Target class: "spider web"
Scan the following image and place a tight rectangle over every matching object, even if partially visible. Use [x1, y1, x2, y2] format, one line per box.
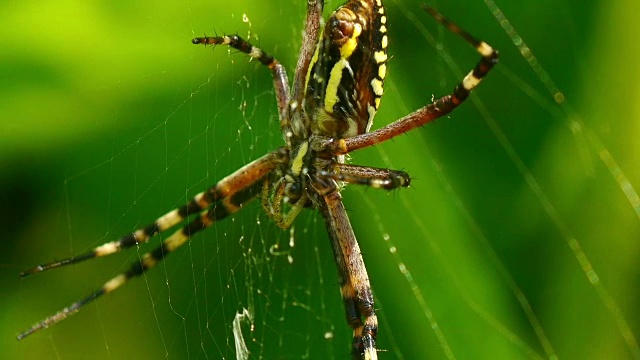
[4, 0, 640, 359]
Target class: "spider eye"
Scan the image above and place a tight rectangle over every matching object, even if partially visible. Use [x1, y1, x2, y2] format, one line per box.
[285, 181, 303, 204]
[289, 182, 300, 194]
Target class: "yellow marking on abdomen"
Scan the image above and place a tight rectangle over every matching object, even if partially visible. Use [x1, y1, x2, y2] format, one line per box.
[324, 59, 350, 112]
[340, 23, 362, 58]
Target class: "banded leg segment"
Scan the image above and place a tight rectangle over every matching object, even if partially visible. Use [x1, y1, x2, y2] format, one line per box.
[20, 198, 202, 277]
[20, 150, 286, 278]
[17, 150, 287, 341]
[192, 35, 290, 121]
[318, 163, 411, 190]
[322, 6, 498, 156]
[316, 189, 378, 360]
[292, 0, 324, 102]
[17, 184, 262, 341]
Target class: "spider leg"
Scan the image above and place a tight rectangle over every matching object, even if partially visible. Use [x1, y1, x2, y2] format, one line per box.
[192, 35, 291, 124]
[20, 199, 203, 277]
[21, 150, 286, 278]
[313, 185, 378, 360]
[17, 184, 262, 341]
[318, 163, 411, 190]
[17, 150, 288, 340]
[261, 177, 307, 230]
[320, 6, 499, 155]
[292, 0, 324, 103]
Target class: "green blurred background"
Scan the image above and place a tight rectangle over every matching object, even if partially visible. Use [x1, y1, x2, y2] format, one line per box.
[3, 0, 639, 359]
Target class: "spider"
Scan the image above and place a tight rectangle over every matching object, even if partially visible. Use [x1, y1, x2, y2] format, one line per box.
[18, 1, 497, 359]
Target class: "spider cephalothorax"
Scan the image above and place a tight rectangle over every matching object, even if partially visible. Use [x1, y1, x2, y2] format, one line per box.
[19, 1, 497, 359]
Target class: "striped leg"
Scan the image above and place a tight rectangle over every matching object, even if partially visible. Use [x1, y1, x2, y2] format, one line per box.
[20, 196, 207, 277]
[192, 35, 290, 122]
[321, 6, 499, 155]
[21, 151, 285, 277]
[317, 163, 411, 190]
[17, 150, 287, 340]
[316, 189, 378, 360]
[292, 0, 324, 102]
[17, 185, 261, 341]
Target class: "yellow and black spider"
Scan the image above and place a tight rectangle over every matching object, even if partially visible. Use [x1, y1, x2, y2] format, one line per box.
[18, 1, 497, 358]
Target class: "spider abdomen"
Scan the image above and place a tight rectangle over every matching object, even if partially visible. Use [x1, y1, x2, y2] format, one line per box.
[305, 0, 388, 139]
